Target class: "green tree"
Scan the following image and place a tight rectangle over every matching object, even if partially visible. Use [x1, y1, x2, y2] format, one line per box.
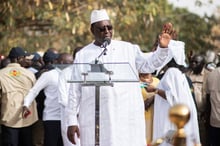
[0, 0, 218, 56]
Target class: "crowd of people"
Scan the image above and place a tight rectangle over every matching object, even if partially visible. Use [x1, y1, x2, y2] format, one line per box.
[0, 9, 220, 146]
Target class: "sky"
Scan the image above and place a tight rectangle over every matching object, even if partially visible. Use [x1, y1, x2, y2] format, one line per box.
[168, 0, 220, 17]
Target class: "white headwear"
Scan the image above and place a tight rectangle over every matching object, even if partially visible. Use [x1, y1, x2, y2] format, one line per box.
[156, 41, 187, 75]
[90, 9, 110, 24]
[170, 41, 186, 66]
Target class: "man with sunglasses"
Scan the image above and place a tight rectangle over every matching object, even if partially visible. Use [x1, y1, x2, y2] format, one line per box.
[66, 9, 184, 146]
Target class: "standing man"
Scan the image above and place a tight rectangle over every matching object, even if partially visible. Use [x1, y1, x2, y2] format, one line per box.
[66, 9, 182, 146]
[0, 47, 38, 146]
[58, 50, 82, 146]
[206, 66, 220, 146]
[187, 54, 210, 146]
[31, 49, 60, 146]
[22, 53, 73, 146]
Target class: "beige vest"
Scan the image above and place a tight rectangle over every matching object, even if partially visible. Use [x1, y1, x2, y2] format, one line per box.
[0, 63, 38, 128]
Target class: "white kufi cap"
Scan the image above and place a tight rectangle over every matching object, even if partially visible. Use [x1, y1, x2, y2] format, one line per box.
[90, 9, 110, 24]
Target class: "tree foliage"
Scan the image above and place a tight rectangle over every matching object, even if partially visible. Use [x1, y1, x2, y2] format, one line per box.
[0, 0, 219, 56]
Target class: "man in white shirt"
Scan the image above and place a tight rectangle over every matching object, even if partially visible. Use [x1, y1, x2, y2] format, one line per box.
[58, 51, 81, 146]
[23, 53, 73, 146]
[66, 9, 181, 146]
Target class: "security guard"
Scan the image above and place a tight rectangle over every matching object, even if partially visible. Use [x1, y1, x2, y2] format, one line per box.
[0, 47, 38, 146]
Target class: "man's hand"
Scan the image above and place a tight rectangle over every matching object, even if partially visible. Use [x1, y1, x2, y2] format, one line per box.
[144, 85, 157, 93]
[162, 22, 177, 40]
[159, 22, 178, 48]
[22, 106, 31, 118]
[67, 125, 80, 145]
[144, 96, 154, 111]
[159, 33, 172, 48]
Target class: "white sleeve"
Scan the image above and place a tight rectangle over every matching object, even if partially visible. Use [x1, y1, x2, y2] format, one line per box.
[136, 45, 168, 73]
[137, 40, 185, 73]
[58, 70, 69, 107]
[23, 72, 50, 107]
[66, 64, 81, 126]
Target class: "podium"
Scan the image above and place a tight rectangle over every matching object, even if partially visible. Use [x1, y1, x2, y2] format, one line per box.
[67, 62, 139, 146]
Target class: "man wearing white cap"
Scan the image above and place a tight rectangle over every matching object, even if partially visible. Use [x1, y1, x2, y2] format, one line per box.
[66, 9, 182, 146]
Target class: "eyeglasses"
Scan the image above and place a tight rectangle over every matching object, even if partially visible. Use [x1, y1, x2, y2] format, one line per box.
[94, 25, 113, 32]
[192, 61, 199, 64]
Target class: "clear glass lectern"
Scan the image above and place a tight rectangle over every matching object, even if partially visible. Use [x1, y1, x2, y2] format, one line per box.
[67, 62, 139, 146]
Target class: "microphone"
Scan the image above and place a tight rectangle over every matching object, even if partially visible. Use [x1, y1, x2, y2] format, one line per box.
[101, 37, 111, 48]
[95, 38, 111, 64]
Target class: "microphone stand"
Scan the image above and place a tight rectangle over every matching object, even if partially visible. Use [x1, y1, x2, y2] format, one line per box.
[95, 37, 110, 64]
[92, 46, 112, 146]
[95, 47, 107, 64]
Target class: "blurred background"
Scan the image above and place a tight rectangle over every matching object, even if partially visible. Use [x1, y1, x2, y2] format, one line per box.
[0, 0, 219, 58]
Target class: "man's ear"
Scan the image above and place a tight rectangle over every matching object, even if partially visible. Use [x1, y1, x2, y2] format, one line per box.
[90, 26, 95, 34]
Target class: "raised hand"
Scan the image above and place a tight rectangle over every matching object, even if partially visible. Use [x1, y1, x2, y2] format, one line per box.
[162, 22, 177, 40]
[158, 32, 172, 48]
[159, 22, 179, 48]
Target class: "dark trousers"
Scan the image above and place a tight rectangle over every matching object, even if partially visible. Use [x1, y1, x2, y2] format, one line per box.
[1, 125, 33, 146]
[43, 120, 63, 146]
[32, 120, 44, 146]
[210, 125, 220, 146]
